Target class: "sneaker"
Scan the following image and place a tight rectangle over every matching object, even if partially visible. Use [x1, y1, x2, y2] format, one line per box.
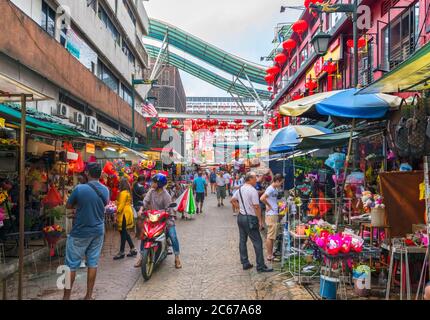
[243, 263, 254, 270]
[217, 203, 220, 207]
[127, 249, 138, 257]
[257, 267, 274, 273]
[113, 253, 125, 260]
[79, 261, 86, 269]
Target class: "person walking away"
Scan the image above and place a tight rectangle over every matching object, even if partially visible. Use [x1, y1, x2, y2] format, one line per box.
[132, 175, 145, 238]
[231, 172, 273, 273]
[113, 178, 137, 260]
[223, 171, 232, 196]
[233, 156, 242, 174]
[209, 168, 217, 194]
[63, 163, 109, 300]
[260, 174, 284, 262]
[193, 171, 207, 214]
[135, 173, 182, 269]
[231, 174, 244, 215]
[216, 171, 227, 207]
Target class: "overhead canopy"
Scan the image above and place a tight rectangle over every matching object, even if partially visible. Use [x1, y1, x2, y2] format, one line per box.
[250, 125, 332, 154]
[296, 131, 359, 150]
[145, 44, 270, 100]
[0, 73, 48, 102]
[147, 19, 267, 85]
[213, 141, 255, 148]
[359, 41, 430, 94]
[280, 89, 401, 119]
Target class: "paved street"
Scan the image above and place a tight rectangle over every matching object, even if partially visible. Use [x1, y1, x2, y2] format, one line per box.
[2, 192, 312, 300]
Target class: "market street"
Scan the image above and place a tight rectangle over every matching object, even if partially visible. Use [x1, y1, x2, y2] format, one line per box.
[2, 192, 312, 300]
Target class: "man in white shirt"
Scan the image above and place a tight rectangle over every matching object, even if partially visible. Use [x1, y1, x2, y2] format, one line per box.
[216, 171, 226, 207]
[223, 171, 232, 196]
[233, 157, 243, 174]
[260, 174, 284, 262]
[231, 172, 273, 273]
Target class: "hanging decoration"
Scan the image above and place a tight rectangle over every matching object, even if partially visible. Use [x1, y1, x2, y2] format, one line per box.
[268, 86, 273, 92]
[159, 117, 168, 123]
[171, 119, 180, 126]
[263, 123, 273, 130]
[196, 118, 204, 125]
[305, 77, 318, 95]
[266, 65, 280, 76]
[346, 37, 367, 50]
[246, 119, 255, 125]
[292, 92, 302, 101]
[282, 39, 297, 56]
[322, 60, 338, 91]
[304, 0, 323, 17]
[220, 121, 228, 127]
[292, 20, 308, 41]
[274, 52, 287, 65]
[234, 119, 242, 124]
[228, 123, 236, 130]
[209, 127, 216, 133]
[265, 73, 275, 84]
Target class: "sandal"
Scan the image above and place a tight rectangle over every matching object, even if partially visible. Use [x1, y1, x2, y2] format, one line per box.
[175, 259, 182, 269]
[134, 258, 142, 268]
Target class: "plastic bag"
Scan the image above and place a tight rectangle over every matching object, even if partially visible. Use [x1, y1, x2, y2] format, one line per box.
[69, 152, 85, 173]
[42, 185, 63, 208]
[103, 161, 116, 176]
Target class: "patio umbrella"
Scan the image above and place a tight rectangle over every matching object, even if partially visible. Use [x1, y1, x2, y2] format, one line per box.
[279, 88, 402, 120]
[250, 125, 332, 154]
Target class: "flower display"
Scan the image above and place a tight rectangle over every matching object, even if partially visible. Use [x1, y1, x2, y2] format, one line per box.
[43, 224, 64, 257]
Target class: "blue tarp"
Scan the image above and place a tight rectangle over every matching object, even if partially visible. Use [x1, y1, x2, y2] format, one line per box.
[270, 125, 332, 153]
[315, 89, 390, 119]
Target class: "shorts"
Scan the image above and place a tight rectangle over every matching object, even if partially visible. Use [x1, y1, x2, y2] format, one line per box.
[216, 185, 226, 199]
[196, 192, 205, 203]
[65, 234, 104, 271]
[265, 215, 279, 240]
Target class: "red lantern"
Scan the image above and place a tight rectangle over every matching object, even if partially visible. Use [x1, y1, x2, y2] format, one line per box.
[159, 117, 168, 123]
[191, 119, 197, 125]
[347, 37, 367, 49]
[234, 119, 242, 124]
[228, 124, 236, 130]
[292, 92, 302, 101]
[305, 78, 318, 95]
[196, 118, 204, 125]
[220, 121, 228, 127]
[292, 20, 308, 40]
[274, 53, 287, 65]
[268, 86, 273, 92]
[246, 119, 254, 125]
[192, 125, 198, 132]
[210, 119, 218, 126]
[273, 111, 280, 118]
[263, 123, 273, 129]
[282, 39, 297, 55]
[265, 73, 275, 84]
[266, 65, 280, 75]
[171, 119, 180, 126]
[209, 127, 216, 133]
[154, 121, 162, 128]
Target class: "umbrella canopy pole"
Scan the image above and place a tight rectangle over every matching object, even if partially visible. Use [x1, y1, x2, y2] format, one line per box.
[336, 119, 356, 227]
[18, 94, 28, 300]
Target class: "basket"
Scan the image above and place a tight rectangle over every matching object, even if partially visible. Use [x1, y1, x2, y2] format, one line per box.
[371, 207, 386, 227]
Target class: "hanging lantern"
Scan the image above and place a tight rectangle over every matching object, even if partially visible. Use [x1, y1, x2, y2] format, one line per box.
[192, 125, 198, 132]
[154, 121, 162, 128]
[246, 119, 254, 125]
[268, 86, 273, 92]
[282, 39, 297, 55]
[228, 123, 236, 130]
[209, 127, 216, 133]
[292, 20, 308, 41]
[210, 119, 219, 126]
[171, 119, 180, 126]
[263, 123, 273, 129]
[234, 119, 242, 124]
[273, 111, 280, 118]
[220, 121, 228, 127]
[191, 119, 197, 125]
[346, 37, 367, 50]
[266, 65, 280, 75]
[274, 53, 287, 65]
[292, 92, 302, 101]
[265, 73, 275, 84]
[159, 117, 168, 123]
[196, 118, 204, 125]
[305, 78, 318, 95]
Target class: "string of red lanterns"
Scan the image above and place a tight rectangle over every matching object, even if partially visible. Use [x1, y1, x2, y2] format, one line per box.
[292, 20, 308, 41]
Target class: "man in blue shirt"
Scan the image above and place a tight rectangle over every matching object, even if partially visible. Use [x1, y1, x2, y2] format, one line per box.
[193, 171, 207, 214]
[63, 163, 109, 300]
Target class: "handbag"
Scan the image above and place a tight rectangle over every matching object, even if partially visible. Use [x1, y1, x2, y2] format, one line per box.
[238, 188, 259, 231]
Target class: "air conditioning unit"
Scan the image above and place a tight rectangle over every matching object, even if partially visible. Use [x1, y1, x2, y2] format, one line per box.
[71, 111, 85, 126]
[97, 126, 102, 135]
[54, 103, 70, 119]
[85, 116, 98, 133]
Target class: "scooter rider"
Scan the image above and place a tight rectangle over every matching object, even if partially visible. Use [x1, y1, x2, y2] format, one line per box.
[135, 173, 182, 269]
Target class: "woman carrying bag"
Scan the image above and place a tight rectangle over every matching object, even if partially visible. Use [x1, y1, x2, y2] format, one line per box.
[113, 178, 137, 260]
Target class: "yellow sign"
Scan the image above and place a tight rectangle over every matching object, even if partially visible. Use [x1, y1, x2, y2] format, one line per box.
[86, 143, 95, 154]
[306, 40, 341, 80]
[144, 151, 161, 161]
[0, 118, 5, 128]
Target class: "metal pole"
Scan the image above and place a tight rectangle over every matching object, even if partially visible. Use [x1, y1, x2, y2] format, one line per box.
[131, 74, 136, 149]
[18, 94, 26, 300]
[353, 0, 359, 87]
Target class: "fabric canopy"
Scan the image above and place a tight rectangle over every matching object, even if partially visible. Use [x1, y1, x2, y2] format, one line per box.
[296, 131, 359, 150]
[280, 89, 401, 119]
[250, 125, 332, 154]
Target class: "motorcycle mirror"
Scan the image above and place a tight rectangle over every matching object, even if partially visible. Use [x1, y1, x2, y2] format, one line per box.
[169, 203, 177, 208]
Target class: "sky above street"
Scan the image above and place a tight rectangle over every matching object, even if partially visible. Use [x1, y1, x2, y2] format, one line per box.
[145, 0, 302, 97]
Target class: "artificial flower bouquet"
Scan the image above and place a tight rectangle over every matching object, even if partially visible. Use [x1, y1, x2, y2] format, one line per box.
[105, 201, 117, 216]
[304, 219, 336, 238]
[313, 230, 364, 255]
[361, 191, 385, 213]
[43, 224, 64, 256]
[404, 230, 429, 247]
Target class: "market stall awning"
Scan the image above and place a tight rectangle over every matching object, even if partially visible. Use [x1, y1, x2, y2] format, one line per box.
[359, 41, 430, 94]
[250, 125, 332, 154]
[279, 89, 401, 119]
[0, 72, 49, 102]
[296, 131, 359, 150]
[212, 141, 255, 148]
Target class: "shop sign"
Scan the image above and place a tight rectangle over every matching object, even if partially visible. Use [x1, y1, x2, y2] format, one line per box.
[66, 40, 80, 59]
[314, 57, 324, 77]
[86, 143, 95, 154]
[0, 118, 5, 128]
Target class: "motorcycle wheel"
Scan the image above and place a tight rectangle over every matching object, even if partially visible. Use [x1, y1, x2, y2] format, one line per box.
[141, 248, 154, 280]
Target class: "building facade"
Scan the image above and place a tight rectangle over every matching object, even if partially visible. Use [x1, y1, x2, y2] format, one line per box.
[0, 0, 150, 142]
[186, 97, 262, 115]
[269, 0, 430, 123]
[146, 61, 186, 113]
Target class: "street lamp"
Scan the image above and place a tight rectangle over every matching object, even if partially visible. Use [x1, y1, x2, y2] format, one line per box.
[311, 28, 332, 56]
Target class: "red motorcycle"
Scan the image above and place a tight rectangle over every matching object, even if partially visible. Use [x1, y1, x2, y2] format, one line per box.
[140, 203, 176, 280]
